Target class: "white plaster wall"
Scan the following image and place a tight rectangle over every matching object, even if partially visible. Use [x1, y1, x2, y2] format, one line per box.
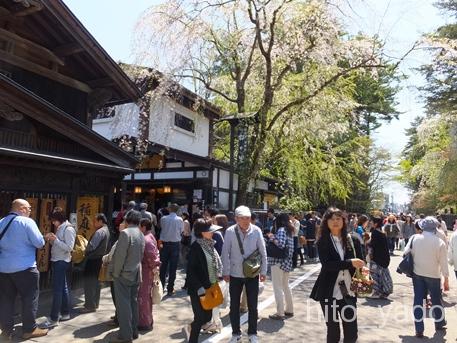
[149, 98, 210, 157]
[92, 103, 140, 140]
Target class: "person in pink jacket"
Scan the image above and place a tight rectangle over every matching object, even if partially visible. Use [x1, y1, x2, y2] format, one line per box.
[138, 218, 161, 331]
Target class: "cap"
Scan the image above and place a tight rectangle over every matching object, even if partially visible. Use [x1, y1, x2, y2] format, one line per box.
[235, 205, 251, 217]
[418, 216, 439, 232]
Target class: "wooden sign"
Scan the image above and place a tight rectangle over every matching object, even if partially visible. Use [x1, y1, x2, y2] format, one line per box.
[76, 196, 101, 240]
[37, 199, 53, 272]
[25, 197, 39, 221]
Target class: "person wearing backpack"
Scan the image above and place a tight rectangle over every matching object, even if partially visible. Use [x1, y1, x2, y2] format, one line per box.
[80, 213, 111, 313]
[266, 213, 294, 320]
[43, 208, 76, 328]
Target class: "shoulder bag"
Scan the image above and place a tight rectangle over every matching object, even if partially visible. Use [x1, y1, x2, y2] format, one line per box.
[397, 236, 415, 277]
[266, 229, 288, 259]
[234, 226, 261, 278]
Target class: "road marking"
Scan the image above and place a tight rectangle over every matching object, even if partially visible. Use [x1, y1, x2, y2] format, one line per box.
[202, 264, 322, 343]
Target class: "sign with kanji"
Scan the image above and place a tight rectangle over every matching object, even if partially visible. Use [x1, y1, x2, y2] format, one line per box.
[37, 199, 53, 272]
[76, 196, 101, 240]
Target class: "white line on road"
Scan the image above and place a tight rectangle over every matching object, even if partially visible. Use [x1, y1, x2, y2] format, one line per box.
[202, 264, 322, 343]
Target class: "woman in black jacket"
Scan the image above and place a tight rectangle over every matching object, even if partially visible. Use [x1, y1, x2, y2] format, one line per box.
[367, 217, 393, 299]
[310, 207, 365, 343]
[184, 218, 222, 343]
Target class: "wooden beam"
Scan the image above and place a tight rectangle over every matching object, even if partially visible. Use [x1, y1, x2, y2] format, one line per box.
[0, 28, 65, 66]
[53, 43, 84, 57]
[0, 50, 91, 93]
[13, 2, 43, 17]
[87, 77, 115, 88]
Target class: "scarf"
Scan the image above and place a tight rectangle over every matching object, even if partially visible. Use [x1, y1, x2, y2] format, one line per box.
[197, 238, 222, 284]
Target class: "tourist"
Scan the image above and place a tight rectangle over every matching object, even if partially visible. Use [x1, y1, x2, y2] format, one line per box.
[0, 199, 48, 340]
[138, 218, 161, 331]
[267, 213, 294, 320]
[310, 207, 365, 343]
[368, 217, 393, 299]
[383, 215, 399, 255]
[159, 203, 184, 296]
[183, 218, 222, 342]
[221, 206, 267, 343]
[405, 216, 448, 338]
[448, 225, 457, 279]
[401, 214, 415, 245]
[80, 213, 111, 313]
[110, 210, 145, 343]
[43, 208, 76, 328]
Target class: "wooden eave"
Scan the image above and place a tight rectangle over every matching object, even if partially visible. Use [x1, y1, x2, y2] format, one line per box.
[0, 73, 138, 169]
[0, 0, 141, 105]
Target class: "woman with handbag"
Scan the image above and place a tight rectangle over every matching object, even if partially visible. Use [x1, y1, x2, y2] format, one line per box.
[183, 218, 222, 343]
[310, 207, 365, 343]
[138, 218, 161, 331]
[267, 213, 295, 320]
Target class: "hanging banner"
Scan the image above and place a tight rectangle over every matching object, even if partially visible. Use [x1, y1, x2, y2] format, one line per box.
[25, 198, 39, 221]
[55, 198, 67, 213]
[37, 199, 53, 272]
[76, 196, 101, 240]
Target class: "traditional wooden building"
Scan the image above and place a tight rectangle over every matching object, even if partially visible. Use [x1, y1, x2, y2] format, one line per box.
[0, 0, 140, 275]
[93, 69, 280, 213]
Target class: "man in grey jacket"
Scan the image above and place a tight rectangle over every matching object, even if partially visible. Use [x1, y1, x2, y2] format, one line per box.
[110, 210, 145, 343]
[222, 206, 267, 343]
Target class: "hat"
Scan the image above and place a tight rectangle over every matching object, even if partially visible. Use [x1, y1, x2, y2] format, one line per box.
[235, 205, 251, 217]
[207, 224, 223, 233]
[418, 216, 439, 232]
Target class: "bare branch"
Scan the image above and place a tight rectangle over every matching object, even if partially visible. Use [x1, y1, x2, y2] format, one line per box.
[176, 73, 238, 103]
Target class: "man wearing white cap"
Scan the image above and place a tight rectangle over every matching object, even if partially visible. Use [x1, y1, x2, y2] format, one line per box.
[404, 216, 449, 338]
[221, 206, 267, 343]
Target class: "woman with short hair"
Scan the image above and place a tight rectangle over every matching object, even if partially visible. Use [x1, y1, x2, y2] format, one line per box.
[310, 207, 365, 343]
[43, 208, 76, 328]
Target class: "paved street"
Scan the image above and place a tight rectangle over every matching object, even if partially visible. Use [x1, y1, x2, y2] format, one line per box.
[5, 255, 457, 343]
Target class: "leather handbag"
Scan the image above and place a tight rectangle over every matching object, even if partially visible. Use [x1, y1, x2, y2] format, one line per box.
[234, 227, 261, 278]
[200, 282, 224, 310]
[266, 240, 287, 259]
[397, 237, 415, 277]
[98, 263, 109, 282]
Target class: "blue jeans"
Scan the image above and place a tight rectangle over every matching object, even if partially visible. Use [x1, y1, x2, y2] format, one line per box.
[412, 274, 445, 333]
[50, 260, 72, 321]
[387, 237, 395, 254]
[159, 242, 180, 292]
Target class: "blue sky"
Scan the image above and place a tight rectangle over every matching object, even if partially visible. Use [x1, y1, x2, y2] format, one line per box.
[63, 0, 445, 206]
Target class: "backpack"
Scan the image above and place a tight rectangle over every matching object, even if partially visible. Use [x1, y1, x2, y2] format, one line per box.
[72, 234, 88, 264]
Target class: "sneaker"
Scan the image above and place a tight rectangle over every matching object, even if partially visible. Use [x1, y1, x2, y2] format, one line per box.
[182, 324, 191, 342]
[201, 322, 221, 334]
[249, 335, 259, 343]
[42, 317, 59, 328]
[79, 307, 96, 314]
[284, 312, 294, 318]
[22, 327, 48, 339]
[228, 334, 242, 343]
[59, 314, 71, 321]
[268, 314, 285, 320]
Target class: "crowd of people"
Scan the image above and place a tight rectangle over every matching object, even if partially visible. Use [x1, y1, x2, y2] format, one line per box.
[0, 198, 456, 342]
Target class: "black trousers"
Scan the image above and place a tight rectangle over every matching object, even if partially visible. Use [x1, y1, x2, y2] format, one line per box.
[189, 293, 212, 342]
[0, 268, 40, 335]
[229, 276, 259, 336]
[84, 258, 103, 309]
[320, 299, 358, 343]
